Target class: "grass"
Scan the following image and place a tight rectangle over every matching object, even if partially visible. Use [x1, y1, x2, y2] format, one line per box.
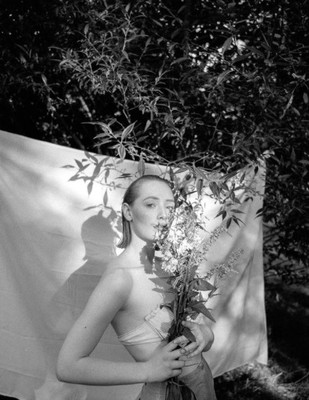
[1, 279, 308, 400]
[214, 279, 309, 400]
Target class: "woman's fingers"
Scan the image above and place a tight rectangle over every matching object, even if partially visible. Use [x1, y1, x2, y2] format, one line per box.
[165, 337, 198, 360]
[169, 343, 199, 360]
[170, 367, 183, 377]
[146, 340, 187, 382]
[166, 337, 183, 351]
[181, 320, 210, 357]
[166, 329, 208, 360]
[165, 337, 190, 358]
[168, 356, 185, 377]
[183, 341, 199, 354]
[172, 359, 186, 369]
[171, 335, 188, 346]
[186, 345, 203, 358]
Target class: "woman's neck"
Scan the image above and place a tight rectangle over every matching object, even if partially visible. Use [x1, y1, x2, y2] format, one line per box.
[125, 237, 155, 270]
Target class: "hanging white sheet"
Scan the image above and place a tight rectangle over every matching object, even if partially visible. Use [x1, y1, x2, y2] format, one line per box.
[0, 130, 267, 400]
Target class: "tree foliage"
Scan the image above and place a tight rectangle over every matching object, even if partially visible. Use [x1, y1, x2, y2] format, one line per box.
[1, 0, 308, 282]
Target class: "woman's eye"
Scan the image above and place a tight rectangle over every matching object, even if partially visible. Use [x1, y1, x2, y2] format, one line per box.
[146, 203, 156, 208]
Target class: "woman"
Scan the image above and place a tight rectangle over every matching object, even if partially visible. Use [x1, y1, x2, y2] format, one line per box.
[57, 175, 217, 399]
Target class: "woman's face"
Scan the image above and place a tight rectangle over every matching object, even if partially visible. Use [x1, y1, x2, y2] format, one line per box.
[123, 180, 175, 244]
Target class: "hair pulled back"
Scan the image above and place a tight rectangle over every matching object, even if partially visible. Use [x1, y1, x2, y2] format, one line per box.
[117, 175, 172, 248]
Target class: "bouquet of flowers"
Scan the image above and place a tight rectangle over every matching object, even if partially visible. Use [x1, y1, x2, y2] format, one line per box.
[154, 186, 243, 399]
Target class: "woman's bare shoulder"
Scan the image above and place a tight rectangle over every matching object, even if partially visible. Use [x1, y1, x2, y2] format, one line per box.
[97, 257, 133, 296]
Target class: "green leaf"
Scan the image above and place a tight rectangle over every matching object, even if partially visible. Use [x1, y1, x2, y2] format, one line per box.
[232, 53, 250, 64]
[194, 279, 217, 292]
[299, 160, 309, 165]
[221, 36, 233, 55]
[224, 170, 238, 181]
[171, 57, 189, 65]
[153, 19, 163, 27]
[181, 326, 196, 342]
[169, 167, 175, 182]
[230, 191, 236, 202]
[247, 46, 264, 57]
[122, 50, 129, 61]
[137, 154, 145, 176]
[191, 303, 216, 322]
[96, 138, 112, 146]
[221, 182, 229, 191]
[239, 172, 246, 183]
[83, 24, 89, 35]
[144, 120, 151, 132]
[41, 74, 47, 85]
[187, 290, 199, 299]
[209, 181, 220, 197]
[118, 144, 126, 159]
[121, 122, 135, 140]
[196, 178, 203, 196]
[175, 166, 190, 174]
[217, 70, 231, 85]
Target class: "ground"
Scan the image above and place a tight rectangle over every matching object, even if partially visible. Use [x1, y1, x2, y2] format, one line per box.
[1, 280, 308, 400]
[214, 280, 309, 400]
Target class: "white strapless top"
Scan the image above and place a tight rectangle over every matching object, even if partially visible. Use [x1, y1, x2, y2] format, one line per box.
[117, 306, 174, 346]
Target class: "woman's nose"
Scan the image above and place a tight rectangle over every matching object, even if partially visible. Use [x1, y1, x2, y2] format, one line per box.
[158, 217, 168, 227]
[157, 207, 168, 224]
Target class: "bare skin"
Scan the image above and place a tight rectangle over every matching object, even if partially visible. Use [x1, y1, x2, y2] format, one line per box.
[56, 180, 214, 386]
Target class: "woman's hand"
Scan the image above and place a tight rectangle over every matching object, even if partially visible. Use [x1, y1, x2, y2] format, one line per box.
[181, 319, 214, 358]
[145, 337, 192, 382]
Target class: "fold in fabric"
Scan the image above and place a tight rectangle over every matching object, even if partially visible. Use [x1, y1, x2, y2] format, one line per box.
[0, 130, 267, 400]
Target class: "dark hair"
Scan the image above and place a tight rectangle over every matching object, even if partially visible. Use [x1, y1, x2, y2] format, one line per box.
[117, 175, 172, 248]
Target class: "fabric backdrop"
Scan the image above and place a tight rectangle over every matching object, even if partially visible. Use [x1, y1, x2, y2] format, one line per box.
[0, 130, 267, 400]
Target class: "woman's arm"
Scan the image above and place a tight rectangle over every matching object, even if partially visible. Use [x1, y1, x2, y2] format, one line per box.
[56, 267, 186, 385]
[57, 267, 143, 385]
